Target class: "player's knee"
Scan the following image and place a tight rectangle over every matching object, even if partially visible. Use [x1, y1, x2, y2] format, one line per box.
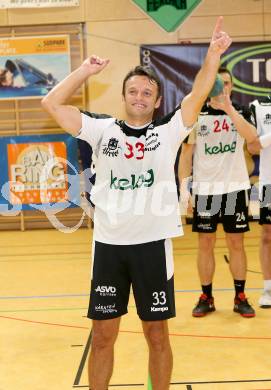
[227, 235, 244, 252]
[262, 226, 271, 245]
[144, 323, 169, 351]
[91, 327, 118, 350]
[198, 234, 216, 250]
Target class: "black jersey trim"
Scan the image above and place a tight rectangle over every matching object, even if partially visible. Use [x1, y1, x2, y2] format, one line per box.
[81, 106, 181, 138]
[250, 103, 257, 128]
[116, 120, 151, 138]
[80, 110, 112, 120]
[154, 105, 181, 127]
[201, 102, 252, 123]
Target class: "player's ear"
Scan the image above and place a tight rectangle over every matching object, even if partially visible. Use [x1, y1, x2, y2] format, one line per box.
[155, 95, 162, 109]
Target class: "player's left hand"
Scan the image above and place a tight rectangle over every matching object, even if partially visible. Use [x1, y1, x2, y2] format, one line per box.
[210, 91, 233, 113]
[209, 16, 232, 55]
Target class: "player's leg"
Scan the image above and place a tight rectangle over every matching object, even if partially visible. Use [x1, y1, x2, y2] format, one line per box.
[192, 194, 220, 317]
[259, 185, 271, 307]
[223, 190, 255, 317]
[87, 241, 131, 387]
[142, 320, 172, 390]
[89, 318, 121, 389]
[129, 239, 175, 388]
[225, 232, 246, 281]
[259, 224, 271, 307]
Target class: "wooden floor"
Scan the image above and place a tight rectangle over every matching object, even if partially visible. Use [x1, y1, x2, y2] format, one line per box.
[1, 222, 271, 390]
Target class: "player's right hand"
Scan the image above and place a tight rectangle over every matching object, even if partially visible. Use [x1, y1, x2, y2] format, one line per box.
[81, 55, 110, 75]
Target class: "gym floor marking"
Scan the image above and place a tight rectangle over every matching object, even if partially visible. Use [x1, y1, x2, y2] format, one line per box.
[73, 329, 271, 389]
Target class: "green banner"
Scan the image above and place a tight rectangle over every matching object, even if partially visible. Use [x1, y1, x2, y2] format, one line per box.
[132, 0, 202, 32]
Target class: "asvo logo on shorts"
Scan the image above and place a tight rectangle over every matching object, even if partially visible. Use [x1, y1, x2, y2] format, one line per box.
[95, 285, 117, 296]
[204, 141, 236, 155]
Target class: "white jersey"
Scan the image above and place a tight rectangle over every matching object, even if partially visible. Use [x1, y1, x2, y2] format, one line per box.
[77, 107, 191, 245]
[186, 103, 251, 195]
[250, 99, 271, 190]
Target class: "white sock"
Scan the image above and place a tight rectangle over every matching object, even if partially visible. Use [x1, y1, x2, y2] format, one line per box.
[263, 280, 271, 291]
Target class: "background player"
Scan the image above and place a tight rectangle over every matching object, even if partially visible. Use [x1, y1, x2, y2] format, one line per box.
[248, 97, 271, 308]
[179, 67, 257, 318]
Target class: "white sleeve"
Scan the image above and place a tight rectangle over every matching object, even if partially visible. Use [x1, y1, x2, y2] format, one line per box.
[76, 112, 109, 149]
[167, 108, 195, 151]
[259, 133, 271, 148]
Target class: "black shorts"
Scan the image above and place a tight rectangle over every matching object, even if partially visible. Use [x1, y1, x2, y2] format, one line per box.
[88, 239, 175, 321]
[259, 185, 271, 225]
[192, 190, 249, 233]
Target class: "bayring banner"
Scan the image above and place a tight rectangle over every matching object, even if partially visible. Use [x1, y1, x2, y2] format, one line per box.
[0, 134, 80, 212]
[0, 35, 70, 99]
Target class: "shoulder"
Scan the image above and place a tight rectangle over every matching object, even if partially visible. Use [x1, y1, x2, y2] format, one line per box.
[232, 102, 251, 120]
[80, 110, 118, 130]
[199, 103, 224, 116]
[154, 105, 181, 127]
[80, 110, 113, 120]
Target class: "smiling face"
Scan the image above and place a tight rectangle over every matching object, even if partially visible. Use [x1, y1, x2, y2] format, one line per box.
[122, 75, 161, 126]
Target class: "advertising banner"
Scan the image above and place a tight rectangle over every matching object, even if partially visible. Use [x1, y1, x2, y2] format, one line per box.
[140, 42, 270, 194]
[0, 134, 80, 212]
[0, 35, 70, 100]
[0, 0, 79, 8]
[140, 42, 271, 117]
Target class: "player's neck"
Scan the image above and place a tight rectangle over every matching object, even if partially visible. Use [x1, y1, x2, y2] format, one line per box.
[124, 114, 153, 128]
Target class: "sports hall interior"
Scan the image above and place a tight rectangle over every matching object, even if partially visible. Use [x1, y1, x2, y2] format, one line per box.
[1, 1, 271, 389]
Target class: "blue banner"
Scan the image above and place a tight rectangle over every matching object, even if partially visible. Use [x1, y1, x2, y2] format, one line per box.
[0, 133, 80, 213]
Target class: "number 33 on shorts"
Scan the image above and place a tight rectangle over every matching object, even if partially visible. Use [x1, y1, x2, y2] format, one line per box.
[152, 291, 167, 306]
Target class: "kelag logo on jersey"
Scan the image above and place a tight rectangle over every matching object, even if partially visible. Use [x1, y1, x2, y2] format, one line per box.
[205, 141, 236, 155]
[110, 169, 154, 190]
[221, 43, 271, 97]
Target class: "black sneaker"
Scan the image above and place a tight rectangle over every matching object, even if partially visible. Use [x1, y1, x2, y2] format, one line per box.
[233, 293, 255, 317]
[192, 293, 215, 317]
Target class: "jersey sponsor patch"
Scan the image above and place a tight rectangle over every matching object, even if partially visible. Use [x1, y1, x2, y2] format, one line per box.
[198, 125, 210, 137]
[204, 141, 236, 155]
[110, 169, 154, 190]
[102, 137, 121, 157]
[145, 132, 161, 151]
[263, 113, 271, 125]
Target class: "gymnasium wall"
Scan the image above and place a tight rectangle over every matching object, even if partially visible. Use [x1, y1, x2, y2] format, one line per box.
[1, 0, 270, 117]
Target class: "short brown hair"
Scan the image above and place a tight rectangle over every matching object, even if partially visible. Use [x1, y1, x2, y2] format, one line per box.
[122, 66, 162, 99]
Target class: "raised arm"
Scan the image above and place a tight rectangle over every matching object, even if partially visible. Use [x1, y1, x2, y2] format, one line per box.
[211, 94, 257, 143]
[178, 142, 194, 214]
[181, 16, 232, 127]
[41, 55, 110, 136]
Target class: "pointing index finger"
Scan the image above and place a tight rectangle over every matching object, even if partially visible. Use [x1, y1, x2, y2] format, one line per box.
[213, 16, 223, 36]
